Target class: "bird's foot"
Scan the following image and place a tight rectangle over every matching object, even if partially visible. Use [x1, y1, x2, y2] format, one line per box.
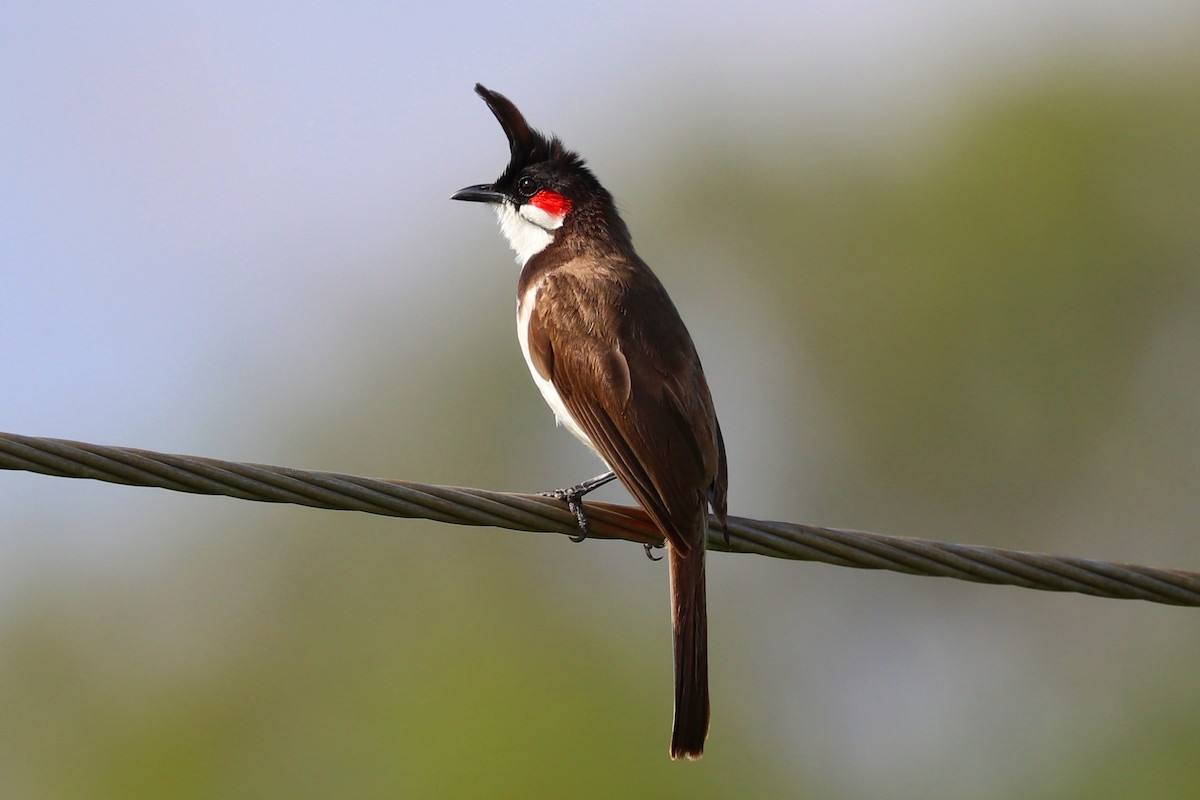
[541, 471, 618, 542]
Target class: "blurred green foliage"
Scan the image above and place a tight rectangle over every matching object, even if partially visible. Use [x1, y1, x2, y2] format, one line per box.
[0, 525, 770, 797]
[668, 63, 1200, 512]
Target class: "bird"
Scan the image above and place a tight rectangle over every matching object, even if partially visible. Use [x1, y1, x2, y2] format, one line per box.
[451, 84, 728, 760]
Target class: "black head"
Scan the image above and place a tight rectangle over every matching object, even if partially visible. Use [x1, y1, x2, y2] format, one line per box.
[451, 84, 607, 220]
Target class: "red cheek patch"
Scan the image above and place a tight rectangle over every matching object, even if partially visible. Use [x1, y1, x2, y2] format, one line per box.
[530, 190, 572, 218]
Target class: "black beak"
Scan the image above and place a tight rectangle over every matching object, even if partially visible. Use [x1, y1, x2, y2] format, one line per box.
[451, 184, 507, 203]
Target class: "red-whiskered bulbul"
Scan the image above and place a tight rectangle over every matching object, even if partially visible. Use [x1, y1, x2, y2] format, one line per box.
[452, 85, 728, 760]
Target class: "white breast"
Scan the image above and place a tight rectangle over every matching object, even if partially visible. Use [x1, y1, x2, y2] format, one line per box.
[517, 280, 601, 456]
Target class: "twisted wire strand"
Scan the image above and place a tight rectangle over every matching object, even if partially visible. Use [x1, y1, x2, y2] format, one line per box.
[2, 431, 1197, 606]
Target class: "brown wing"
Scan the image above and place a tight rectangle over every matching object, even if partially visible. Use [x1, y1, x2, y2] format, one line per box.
[526, 264, 725, 553]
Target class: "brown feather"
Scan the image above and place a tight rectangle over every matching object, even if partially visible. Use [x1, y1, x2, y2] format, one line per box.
[520, 245, 725, 759]
[526, 299, 554, 382]
[525, 261, 717, 553]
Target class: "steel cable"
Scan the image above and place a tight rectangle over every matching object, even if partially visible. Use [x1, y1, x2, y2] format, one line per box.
[2, 431, 1197, 606]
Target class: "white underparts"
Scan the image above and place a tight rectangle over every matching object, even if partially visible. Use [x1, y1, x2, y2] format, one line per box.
[516, 280, 601, 456]
[501, 199, 601, 460]
[494, 201, 563, 266]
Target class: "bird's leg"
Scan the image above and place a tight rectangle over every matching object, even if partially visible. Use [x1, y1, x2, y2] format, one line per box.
[541, 470, 617, 542]
[644, 542, 664, 561]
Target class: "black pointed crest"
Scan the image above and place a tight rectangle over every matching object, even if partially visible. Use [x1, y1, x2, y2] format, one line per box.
[474, 84, 555, 181]
[467, 83, 612, 225]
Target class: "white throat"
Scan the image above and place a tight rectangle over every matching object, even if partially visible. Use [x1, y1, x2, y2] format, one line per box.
[494, 201, 563, 266]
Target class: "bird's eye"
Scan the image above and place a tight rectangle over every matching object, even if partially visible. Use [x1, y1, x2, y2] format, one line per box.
[517, 176, 538, 197]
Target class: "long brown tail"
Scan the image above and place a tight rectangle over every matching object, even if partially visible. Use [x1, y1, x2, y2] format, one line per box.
[668, 524, 709, 760]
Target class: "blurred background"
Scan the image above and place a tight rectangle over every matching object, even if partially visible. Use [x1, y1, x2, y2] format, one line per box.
[3, 1, 1200, 796]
